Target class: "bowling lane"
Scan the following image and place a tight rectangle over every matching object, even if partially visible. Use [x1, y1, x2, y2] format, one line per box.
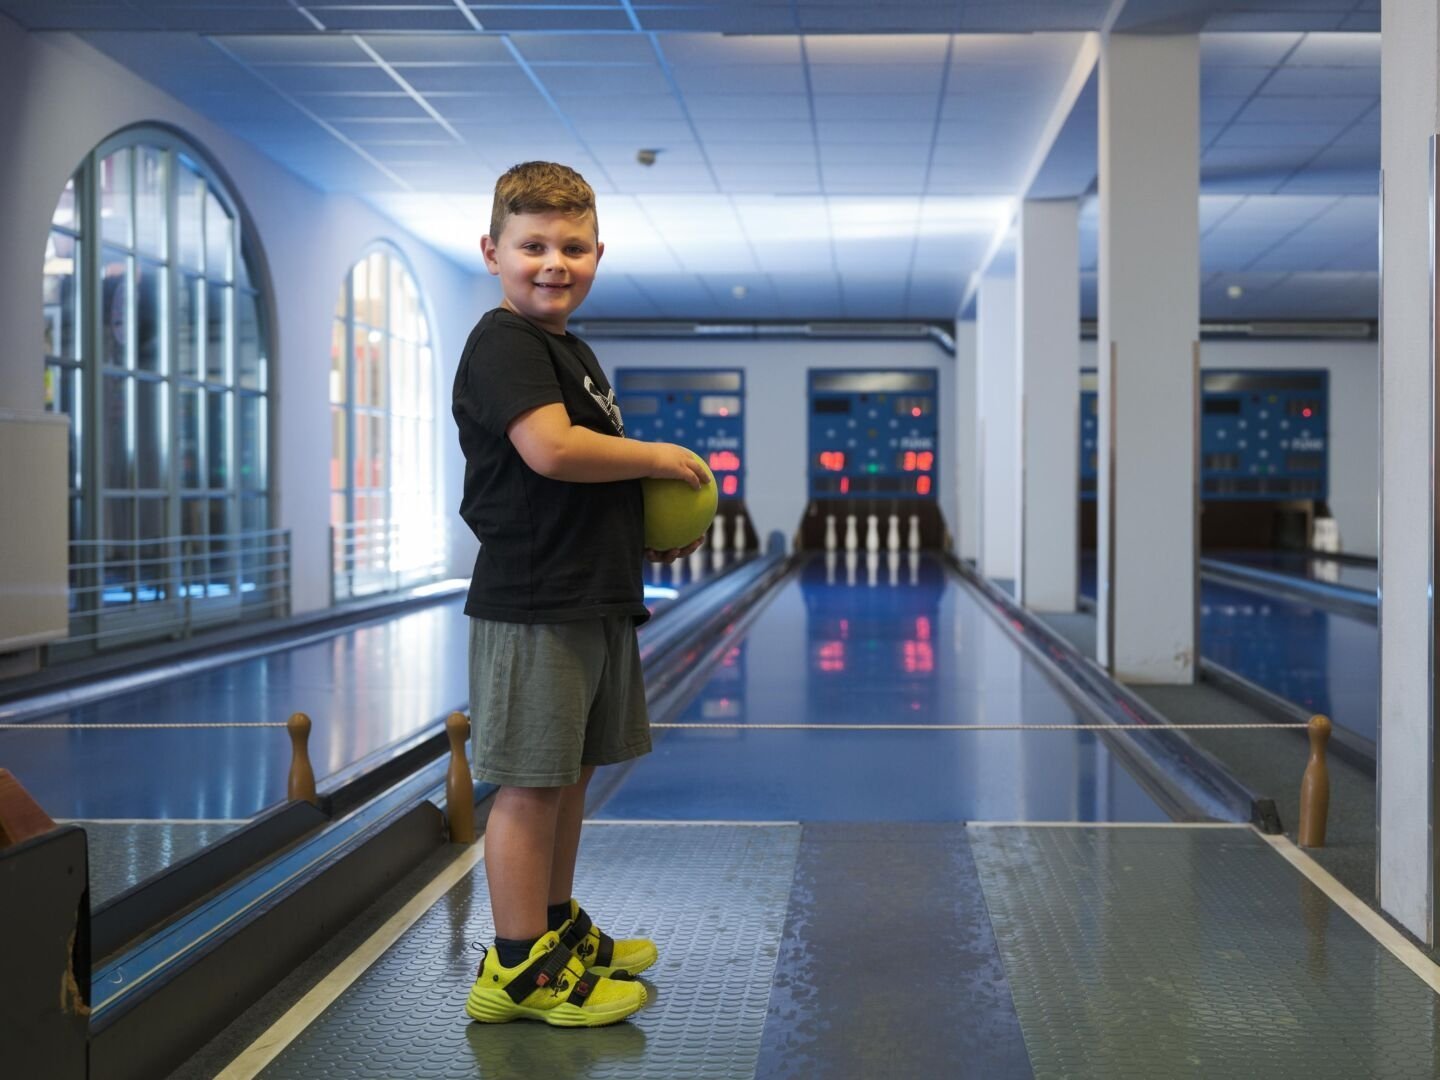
[1, 602, 473, 822]
[1210, 549, 1377, 595]
[1078, 553, 1378, 745]
[597, 553, 1170, 823]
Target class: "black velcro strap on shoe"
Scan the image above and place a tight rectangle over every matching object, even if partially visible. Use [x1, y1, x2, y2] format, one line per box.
[566, 969, 600, 1005]
[594, 931, 614, 968]
[560, 907, 593, 950]
[505, 942, 574, 1004]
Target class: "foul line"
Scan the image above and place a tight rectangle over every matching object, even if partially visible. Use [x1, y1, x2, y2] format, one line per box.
[215, 838, 488, 1079]
[1259, 830, 1440, 995]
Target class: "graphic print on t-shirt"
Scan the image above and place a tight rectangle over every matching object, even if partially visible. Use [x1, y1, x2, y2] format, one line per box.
[584, 375, 625, 436]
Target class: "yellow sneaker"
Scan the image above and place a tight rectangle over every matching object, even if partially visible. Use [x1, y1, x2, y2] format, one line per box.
[557, 900, 658, 977]
[465, 932, 647, 1028]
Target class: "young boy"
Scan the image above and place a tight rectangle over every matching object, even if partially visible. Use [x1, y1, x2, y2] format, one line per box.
[452, 161, 707, 1027]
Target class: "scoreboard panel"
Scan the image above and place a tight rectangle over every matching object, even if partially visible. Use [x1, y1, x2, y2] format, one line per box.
[808, 369, 939, 500]
[1078, 368, 1328, 501]
[613, 368, 745, 499]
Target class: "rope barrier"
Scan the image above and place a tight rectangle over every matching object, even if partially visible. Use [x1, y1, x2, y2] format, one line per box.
[649, 722, 1311, 731]
[0, 722, 289, 730]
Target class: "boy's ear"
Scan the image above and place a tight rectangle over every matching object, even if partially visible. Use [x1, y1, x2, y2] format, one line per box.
[479, 233, 501, 275]
[595, 239, 604, 265]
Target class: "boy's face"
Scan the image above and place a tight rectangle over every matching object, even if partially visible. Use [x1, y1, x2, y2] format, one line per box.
[481, 210, 603, 335]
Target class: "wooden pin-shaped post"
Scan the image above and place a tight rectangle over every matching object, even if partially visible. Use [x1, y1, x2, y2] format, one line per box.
[1298, 714, 1331, 848]
[287, 712, 318, 806]
[446, 712, 476, 844]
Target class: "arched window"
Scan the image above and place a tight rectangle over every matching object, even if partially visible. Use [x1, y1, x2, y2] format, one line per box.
[43, 128, 275, 654]
[329, 246, 443, 600]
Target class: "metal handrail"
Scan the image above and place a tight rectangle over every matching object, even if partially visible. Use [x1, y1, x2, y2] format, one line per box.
[54, 529, 292, 654]
[330, 516, 448, 603]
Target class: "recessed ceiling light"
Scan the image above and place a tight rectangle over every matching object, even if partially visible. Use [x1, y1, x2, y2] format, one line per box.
[732, 285, 748, 299]
[1226, 284, 1244, 299]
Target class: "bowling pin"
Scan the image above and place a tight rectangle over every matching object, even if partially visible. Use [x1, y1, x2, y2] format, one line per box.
[712, 546, 726, 573]
[844, 550, 857, 586]
[865, 551, 879, 587]
[886, 550, 900, 586]
[734, 515, 746, 552]
[844, 514, 859, 552]
[712, 513, 727, 552]
[650, 561, 664, 584]
[825, 550, 837, 585]
[907, 514, 921, 551]
[886, 514, 900, 552]
[907, 550, 920, 586]
[671, 557, 685, 586]
[865, 514, 880, 553]
[689, 546, 705, 581]
[824, 514, 838, 552]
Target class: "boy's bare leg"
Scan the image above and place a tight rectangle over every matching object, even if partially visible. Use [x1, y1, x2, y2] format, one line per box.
[549, 765, 596, 906]
[485, 784, 564, 941]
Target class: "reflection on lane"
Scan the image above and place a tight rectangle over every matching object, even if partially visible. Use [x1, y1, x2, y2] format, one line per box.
[597, 554, 1170, 824]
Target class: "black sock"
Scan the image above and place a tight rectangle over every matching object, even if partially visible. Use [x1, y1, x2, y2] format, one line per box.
[547, 900, 574, 932]
[494, 935, 541, 968]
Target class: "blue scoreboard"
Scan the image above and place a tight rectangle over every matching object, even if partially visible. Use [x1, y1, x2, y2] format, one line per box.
[613, 368, 745, 500]
[808, 369, 939, 500]
[1079, 368, 1328, 501]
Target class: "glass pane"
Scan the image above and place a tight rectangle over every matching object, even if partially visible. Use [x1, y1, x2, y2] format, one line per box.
[353, 411, 369, 490]
[103, 497, 135, 607]
[52, 174, 78, 231]
[206, 281, 229, 382]
[367, 251, 386, 327]
[241, 494, 267, 533]
[103, 374, 132, 489]
[178, 385, 202, 489]
[137, 498, 168, 602]
[419, 346, 434, 420]
[136, 261, 165, 373]
[330, 405, 346, 492]
[100, 148, 132, 249]
[181, 496, 206, 537]
[366, 333, 386, 409]
[176, 274, 201, 377]
[135, 146, 166, 258]
[135, 378, 166, 489]
[102, 255, 131, 368]
[208, 498, 234, 592]
[176, 164, 204, 271]
[205, 190, 233, 282]
[207, 389, 230, 489]
[238, 393, 266, 492]
[351, 261, 368, 326]
[331, 493, 347, 530]
[330, 319, 346, 404]
[235, 249, 252, 291]
[47, 365, 81, 488]
[236, 289, 264, 391]
[43, 231, 79, 360]
[368, 414, 386, 490]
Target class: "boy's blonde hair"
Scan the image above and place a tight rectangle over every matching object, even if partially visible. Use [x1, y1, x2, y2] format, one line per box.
[489, 161, 598, 242]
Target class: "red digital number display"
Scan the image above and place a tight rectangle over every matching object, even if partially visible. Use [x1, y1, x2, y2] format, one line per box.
[916, 476, 932, 495]
[818, 451, 846, 472]
[722, 475, 738, 495]
[709, 450, 741, 472]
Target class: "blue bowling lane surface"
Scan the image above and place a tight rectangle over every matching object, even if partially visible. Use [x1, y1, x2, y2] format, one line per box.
[1, 603, 473, 822]
[1201, 580, 1377, 745]
[1078, 553, 1378, 745]
[598, 553, 1169, 823]
[1211, 549, 1378, 595]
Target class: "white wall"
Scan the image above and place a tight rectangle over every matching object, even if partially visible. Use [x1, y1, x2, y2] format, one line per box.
[585, 337, 958, 548]
[0, 18, 497, 614]
[977, 277, 1019, 580]
[1080, 337, 1378, 557]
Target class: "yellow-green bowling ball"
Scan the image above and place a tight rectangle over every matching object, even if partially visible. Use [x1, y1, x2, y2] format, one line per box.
[641, 454, 717, 550]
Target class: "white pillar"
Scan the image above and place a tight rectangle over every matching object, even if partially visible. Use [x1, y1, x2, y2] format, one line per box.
[1016, 199, 1079, 612]
[977, 276, 1018, 583]
[1096, 33, 1199, 682]
[1378, 0, 1440, 944]
[953, 319, 979, 561]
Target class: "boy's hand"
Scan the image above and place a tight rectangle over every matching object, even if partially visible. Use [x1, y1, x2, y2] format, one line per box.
[649, 443, 710, 490]
[645, 536, 706, 563]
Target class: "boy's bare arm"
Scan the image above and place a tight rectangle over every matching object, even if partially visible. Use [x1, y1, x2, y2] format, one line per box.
[508, 403, 707, 488]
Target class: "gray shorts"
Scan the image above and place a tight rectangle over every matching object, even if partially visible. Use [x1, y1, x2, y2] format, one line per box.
[468, 615, 651, 787]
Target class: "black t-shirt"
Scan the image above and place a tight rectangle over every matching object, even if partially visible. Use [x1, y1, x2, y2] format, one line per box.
[452, 308, 647, 624]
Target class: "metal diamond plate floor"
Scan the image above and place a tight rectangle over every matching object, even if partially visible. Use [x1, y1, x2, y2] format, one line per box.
[256, 823, 801, 1080]
[969, 826, 1440, 1079]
